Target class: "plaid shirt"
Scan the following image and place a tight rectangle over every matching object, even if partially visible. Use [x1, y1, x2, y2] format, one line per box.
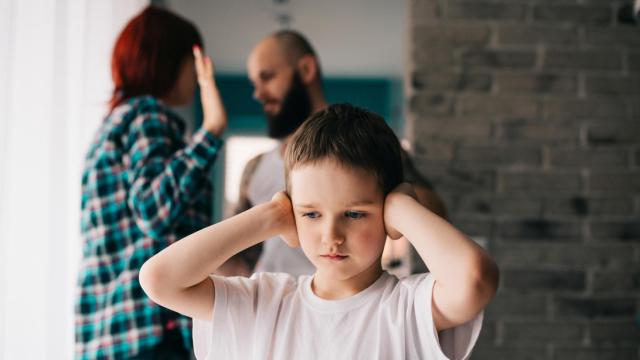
[75, 96, 222, 359]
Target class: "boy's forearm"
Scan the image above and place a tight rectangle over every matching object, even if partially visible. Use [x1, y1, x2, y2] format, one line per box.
[141, 201, 282, 290]
[386, 193, 498, 291]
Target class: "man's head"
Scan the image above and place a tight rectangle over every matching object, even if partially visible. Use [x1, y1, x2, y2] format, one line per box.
[247, 30, 323, 139]
[283, 104, 403, 281]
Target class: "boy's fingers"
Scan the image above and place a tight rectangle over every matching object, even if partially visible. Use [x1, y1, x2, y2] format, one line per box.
[283, 232, 301, 248]
[386, 224, 403, 240]
[271, 191, 300, 248]
[271, 191, 290, 203]
[394, 182, 417, 200]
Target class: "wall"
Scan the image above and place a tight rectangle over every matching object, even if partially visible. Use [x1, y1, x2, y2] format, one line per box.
[407, 1, 640, 359]
[168, 0, 405, 77]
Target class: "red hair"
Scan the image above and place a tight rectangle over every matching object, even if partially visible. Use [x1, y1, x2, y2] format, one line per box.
[109, 6, 203, 111]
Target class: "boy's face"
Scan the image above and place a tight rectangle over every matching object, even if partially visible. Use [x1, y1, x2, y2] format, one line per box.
[289, 158, 387, 283]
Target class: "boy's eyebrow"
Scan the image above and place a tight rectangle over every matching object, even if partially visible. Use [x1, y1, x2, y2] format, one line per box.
[293, 199, 377, 209]
[345, 200, 377, 206]
[293, 203, 316, 209]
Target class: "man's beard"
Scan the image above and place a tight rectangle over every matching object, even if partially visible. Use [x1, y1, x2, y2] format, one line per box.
[266, 72, 312, 139]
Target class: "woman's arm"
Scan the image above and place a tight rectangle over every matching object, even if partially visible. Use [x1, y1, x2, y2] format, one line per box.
[194, 46, 226, 137]
[126, 119, 222, 239]
[127, 49, 226, 240]
[384, 184, 499, 331]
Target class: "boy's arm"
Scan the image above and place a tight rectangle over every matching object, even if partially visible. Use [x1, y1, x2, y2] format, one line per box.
[384, 184, 499, 332]
[139, 194, 297, 320]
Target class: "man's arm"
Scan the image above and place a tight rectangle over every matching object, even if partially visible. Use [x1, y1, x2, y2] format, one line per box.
[216, 154, 265, 276]
[413, 185, 447, 219]
[401, 149, 447, 219]
[234, 154, 263, 215]
[384, 184, 499, 332]
[139, 194, 297, 321]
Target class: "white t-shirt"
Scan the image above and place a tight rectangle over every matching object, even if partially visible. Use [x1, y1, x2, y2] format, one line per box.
[193, 271, 483, 360]
[248, 146, 316, 276]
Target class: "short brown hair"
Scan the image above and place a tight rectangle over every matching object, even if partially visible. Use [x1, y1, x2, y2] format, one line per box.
[284, 103, 403, 194]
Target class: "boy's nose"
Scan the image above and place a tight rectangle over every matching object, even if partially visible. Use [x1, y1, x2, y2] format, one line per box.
[321, 221, 345, 246]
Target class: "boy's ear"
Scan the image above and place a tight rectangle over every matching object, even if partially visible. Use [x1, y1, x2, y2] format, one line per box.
[296, 55, 318, 85]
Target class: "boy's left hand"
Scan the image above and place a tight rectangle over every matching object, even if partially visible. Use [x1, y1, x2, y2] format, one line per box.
[384, 183, 418, 240]
[271, 191, 301, 248]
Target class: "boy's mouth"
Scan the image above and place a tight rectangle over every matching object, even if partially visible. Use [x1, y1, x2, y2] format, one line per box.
[321, 254, 348, 261]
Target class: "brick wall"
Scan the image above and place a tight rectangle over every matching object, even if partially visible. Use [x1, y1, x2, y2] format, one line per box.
[407, 1, 640, 359]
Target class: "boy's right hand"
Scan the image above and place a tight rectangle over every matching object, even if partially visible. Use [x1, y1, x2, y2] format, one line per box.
[270, 192, 300, 248]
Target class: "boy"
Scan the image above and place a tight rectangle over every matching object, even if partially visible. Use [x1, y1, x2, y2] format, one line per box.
[140, 104, 499, 359]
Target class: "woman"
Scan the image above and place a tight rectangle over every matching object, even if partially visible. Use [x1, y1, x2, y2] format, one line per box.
[75, 6, 226, 359]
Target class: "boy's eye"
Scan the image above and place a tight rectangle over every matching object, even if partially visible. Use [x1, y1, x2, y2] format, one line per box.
[302, 211, 320, 219]
[345, 211, 366, 219]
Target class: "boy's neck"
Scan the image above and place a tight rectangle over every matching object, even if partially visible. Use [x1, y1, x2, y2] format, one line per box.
[311, 261, 384, 300]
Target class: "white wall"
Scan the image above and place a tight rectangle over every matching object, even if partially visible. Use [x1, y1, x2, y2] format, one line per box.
[0, 1, 148, 358]
[168, 0, 405, 77]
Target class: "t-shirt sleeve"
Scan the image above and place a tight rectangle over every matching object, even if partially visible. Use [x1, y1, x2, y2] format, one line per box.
[192, 272, 297, 360]
[408, 273, 484, 360]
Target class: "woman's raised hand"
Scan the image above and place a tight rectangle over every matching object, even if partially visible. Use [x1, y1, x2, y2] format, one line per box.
[193, 45, 227, 137]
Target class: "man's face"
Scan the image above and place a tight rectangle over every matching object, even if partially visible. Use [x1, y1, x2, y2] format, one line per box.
[289, 158, 387, 284]
[247, 39, 311, 139]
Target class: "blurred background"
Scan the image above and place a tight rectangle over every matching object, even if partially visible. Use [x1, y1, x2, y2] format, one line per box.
[1, 0, 639, 358]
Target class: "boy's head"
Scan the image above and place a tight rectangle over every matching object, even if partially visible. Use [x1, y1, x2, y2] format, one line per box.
[284, 103, 403, 195]
[283, 104, 403, 283]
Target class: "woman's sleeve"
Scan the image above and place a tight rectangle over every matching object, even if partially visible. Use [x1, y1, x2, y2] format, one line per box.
[126, 108, 222, 239]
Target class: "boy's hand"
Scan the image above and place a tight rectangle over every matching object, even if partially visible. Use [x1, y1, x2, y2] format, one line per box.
[270, 192, 300, 248]
[384, 183, 418, 240]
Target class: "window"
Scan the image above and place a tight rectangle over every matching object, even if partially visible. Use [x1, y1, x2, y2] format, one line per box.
[223, 135, 278, 216]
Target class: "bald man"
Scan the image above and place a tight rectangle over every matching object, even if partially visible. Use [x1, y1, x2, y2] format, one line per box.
[218, 30, 446, 276]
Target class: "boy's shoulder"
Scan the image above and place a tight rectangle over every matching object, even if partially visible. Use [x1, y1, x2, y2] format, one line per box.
[210, 271, 434, 308]
[379, 272, 433, 299]
[397, 272, 432, 287]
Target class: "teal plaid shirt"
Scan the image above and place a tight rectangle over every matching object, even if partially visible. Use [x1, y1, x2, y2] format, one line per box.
[75, 96, 222, 359]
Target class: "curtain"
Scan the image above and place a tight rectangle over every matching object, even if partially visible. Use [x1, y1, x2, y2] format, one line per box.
[0, 0, 148, 358]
